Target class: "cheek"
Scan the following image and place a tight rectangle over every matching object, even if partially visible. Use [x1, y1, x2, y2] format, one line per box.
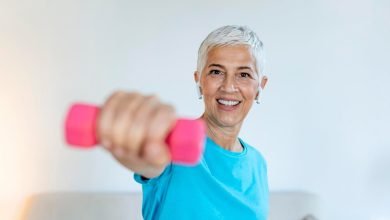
[201, 84, 216, 105]
[201, 81, 219, 96]
[243, 87, 258, 99]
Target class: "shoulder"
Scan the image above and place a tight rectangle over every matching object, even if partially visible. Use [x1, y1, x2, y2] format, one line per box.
[240, 138, 267, 167]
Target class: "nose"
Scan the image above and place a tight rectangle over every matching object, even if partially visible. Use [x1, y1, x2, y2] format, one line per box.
[220, 75, 239, 92]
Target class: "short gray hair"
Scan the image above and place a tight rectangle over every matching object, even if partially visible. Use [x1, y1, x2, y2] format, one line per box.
[197, 25, 265, 76]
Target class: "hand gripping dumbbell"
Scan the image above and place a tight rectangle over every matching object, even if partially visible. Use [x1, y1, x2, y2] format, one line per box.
[64, 103, 206, 165]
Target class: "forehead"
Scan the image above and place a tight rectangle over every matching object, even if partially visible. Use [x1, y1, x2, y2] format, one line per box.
[205, 45, 256, 68]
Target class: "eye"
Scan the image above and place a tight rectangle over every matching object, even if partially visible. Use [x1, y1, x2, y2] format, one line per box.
[209, 70, 222, 75]
[240, 72, 251, 78]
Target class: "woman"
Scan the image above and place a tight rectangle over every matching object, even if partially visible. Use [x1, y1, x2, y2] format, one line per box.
[97, 25, 269, 219]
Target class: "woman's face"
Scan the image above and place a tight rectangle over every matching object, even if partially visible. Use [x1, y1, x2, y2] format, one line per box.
[195, 45, 266, 128]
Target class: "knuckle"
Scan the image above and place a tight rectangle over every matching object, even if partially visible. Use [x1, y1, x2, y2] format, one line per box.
[129, 91, 141, 98]
[148, 94, 159, 101]
[113, 90, 126, 97]
[155, 105, 175, 123]
[102, 91, 124, 110]
[105, 93, 121, 107]
[144, 94, 159, 106]
[162, 104, 175, 114]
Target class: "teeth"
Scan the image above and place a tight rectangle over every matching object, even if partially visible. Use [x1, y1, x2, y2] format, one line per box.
[217, 99, 240, 106]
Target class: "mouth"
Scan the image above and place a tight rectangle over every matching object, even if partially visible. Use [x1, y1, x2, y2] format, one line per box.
[217, 99, 241, 107]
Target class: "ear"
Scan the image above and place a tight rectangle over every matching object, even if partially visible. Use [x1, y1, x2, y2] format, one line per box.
[194, 71, 203, 99]
[255, 75, 268, 102]
[194, 71, 200, 84]
[260, 75, 268, 90]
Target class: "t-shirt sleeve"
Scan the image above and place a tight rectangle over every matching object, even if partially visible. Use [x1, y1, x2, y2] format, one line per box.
[133, 163, 174, 219]
[133, 163, 173, 185]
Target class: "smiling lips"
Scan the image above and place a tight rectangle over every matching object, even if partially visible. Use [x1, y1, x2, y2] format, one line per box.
[216, 98, 241, 110]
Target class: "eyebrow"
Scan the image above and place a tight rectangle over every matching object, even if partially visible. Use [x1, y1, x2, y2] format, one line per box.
[208, 64, 226, 69]
[237, 66, 253, 71]
[208, 64, 254, 71]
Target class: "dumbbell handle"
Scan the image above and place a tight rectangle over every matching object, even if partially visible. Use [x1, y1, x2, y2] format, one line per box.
[64, 103, 205, 165]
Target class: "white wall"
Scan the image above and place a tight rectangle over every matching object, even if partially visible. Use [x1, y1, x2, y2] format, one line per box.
[1, 0, 389, 219]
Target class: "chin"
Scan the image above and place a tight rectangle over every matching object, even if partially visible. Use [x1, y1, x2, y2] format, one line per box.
[215, 116, 242, 127]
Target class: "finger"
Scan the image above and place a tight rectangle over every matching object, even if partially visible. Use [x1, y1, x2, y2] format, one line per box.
[97, 90, 127, 150]
[110, 93, 144, 153]
[111, 144, 144, 166]
[146, 104, 176, 142]
[142, 104, 176, 166]
[123, 95, 159, 155]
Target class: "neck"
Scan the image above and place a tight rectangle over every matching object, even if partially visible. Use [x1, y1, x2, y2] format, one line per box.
[201, 113, 243, 152]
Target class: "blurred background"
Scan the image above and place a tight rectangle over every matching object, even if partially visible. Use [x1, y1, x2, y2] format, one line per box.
[1, 0, 389, 219]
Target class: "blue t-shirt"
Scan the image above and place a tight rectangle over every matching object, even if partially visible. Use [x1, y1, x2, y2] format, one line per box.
[134, 137, 269, 220]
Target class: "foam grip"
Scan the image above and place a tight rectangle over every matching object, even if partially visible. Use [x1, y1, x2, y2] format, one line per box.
[64, 103, 205, 165]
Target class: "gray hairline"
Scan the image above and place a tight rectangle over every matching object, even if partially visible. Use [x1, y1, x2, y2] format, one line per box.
[196, 26, 266, 77]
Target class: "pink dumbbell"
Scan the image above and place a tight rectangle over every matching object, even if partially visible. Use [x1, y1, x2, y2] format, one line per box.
[64, 103, 206, 165]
